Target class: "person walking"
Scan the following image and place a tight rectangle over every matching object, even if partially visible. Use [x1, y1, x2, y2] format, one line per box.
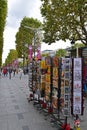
[19, 68, 23, 79]
[8, 68, 12, 79]
[0, 68, 2, 78]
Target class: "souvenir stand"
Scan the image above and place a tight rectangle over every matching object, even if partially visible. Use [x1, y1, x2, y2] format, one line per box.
[82, 47, 87, 97]
[28, 60, 37, 100]
[52, 56, 59, 110]
[28, 61, 33, 90]
[45, 56, 51, 102]
[60, 58, 72, 122]
[71, 58, 83, 115]
[40, 57, 47, 98]
[28, 59, 41, 100]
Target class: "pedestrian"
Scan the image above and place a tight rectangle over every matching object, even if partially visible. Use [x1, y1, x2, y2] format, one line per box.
[13, 68, 16, 77]
[19, 68, 23, 79]
[3, 68, 7, 76]
[8, 68, 12, 79]
[0, 68, 2, 78]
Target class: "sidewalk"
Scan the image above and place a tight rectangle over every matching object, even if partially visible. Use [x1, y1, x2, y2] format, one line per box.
[0, 74, 56, 130]
[0, 73, 87, 130]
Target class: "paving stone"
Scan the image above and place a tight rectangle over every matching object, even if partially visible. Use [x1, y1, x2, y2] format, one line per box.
[22, 125, 30, 130]
[17, 113, 24, 120]
[14, 105, 19, 110]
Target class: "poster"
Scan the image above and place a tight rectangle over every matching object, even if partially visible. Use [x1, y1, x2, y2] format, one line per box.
[45, 57, 51, 101]
[73, 81, 82, 92]
[73, 58, 82, 115]
[52, 56, 58, 109]
[73, 104, 81, 115]
[61, 58, 72, 116]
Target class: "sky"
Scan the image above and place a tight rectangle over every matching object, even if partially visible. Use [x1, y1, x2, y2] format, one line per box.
[2, 0, 71, 63]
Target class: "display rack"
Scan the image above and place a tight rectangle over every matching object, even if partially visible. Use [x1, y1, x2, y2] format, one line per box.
[60, 58, 72, 117]
[28, 60, 41, 92]
[52, 56, 58, 109]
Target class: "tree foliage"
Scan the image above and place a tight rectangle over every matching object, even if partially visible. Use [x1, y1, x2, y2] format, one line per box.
[5, 49, 18, 65]
[40, 0, 87, 45]
[56, 49, 66, 57]
[72, 42, 85, 49]
[15, 17, 42, 58]
[0, 0, 7, 66]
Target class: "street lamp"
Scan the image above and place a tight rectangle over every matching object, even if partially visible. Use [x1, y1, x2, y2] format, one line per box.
[71, 39, 79, 58]
[22, 25, 42, 60]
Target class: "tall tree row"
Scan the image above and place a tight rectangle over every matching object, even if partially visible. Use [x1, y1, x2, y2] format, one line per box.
[15, 17, 42, 58]
[0, 0, 7, 66]
[40, 0, 87, 45]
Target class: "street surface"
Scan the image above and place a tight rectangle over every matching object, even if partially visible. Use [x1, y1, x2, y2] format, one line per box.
[0, 73, 87, 130]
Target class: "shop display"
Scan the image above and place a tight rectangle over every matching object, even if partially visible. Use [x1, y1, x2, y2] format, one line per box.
[82, 47, 87, 96]
[52, 56, 58, 109]
[28, 60, 41, 91]
[61, 58, 72, 116]
[40, 58, 47, 97]
[72, 58, 83, 115]
[45, 56, 51, 101]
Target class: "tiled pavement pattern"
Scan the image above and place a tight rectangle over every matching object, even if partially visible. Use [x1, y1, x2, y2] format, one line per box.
[0, 74, 56, 130]
[0, 73, 87, 130]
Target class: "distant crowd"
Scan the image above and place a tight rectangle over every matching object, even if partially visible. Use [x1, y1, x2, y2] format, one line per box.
[0, 67, 28, 79]
[0, 67, 18, 77]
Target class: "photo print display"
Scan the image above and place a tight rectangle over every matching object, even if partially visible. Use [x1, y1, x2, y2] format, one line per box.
[73, 104, 81, 114]
[74, 70, 82, 81]
[73, 81, 82, 92]
[65, 65, 70, 71]
[65, 94, 69, 101]
[61, 58, 72, 116]
[74, 58, 82, 70]
[64, 72, 70, 79]
[73, 92, 81, 104]
[65, 87, 70, 93]
[45, 56, 51, 66]
[52, 97, 58, 108]
[65, 80, 69, 86]
[52, 56, 58, 67]
[52, 88, 58, 97]
[53, 67, 58, 78]
[73, 58, 82, 115]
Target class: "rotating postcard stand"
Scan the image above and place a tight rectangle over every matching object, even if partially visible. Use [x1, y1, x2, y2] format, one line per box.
[40, 57, 47, 98]
[60, 58, 72, 124]
[45, 56, 52, 102]
[28, 59, 41, 101]
[81, 47, 87, 97]
[71, 58, 83, 116]
[52, 56, 59, 115]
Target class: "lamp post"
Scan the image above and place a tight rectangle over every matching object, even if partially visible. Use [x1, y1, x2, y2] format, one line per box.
[22, 25, 42, 60]
[71, 39, 79, 58]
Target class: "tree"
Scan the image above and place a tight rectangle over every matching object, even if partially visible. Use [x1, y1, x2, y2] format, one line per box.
[15, 17, 42, 58]
[0, 0, 7, 65]
[40, 0, 87, 45]
[5, 49, 18, 66]
[56, 49, 66, 57]
[72, 42, 85, 49]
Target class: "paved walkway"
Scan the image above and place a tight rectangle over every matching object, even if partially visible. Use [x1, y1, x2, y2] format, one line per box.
[0, 73, 57, 130]
[0, 73, 87, 130]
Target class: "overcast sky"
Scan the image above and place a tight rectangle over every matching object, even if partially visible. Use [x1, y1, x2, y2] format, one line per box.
[2, 0, 71, 63]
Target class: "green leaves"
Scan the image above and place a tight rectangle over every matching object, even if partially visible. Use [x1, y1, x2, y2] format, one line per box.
[41, 0, 87, 45]
[0, 0, 7, 65]
[15, 17, 42, 58]
[5, 49, 18, 66]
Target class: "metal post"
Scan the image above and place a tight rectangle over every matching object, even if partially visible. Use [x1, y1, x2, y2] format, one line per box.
[76, 47, 79, 58]
[33, 31, 36, 59]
